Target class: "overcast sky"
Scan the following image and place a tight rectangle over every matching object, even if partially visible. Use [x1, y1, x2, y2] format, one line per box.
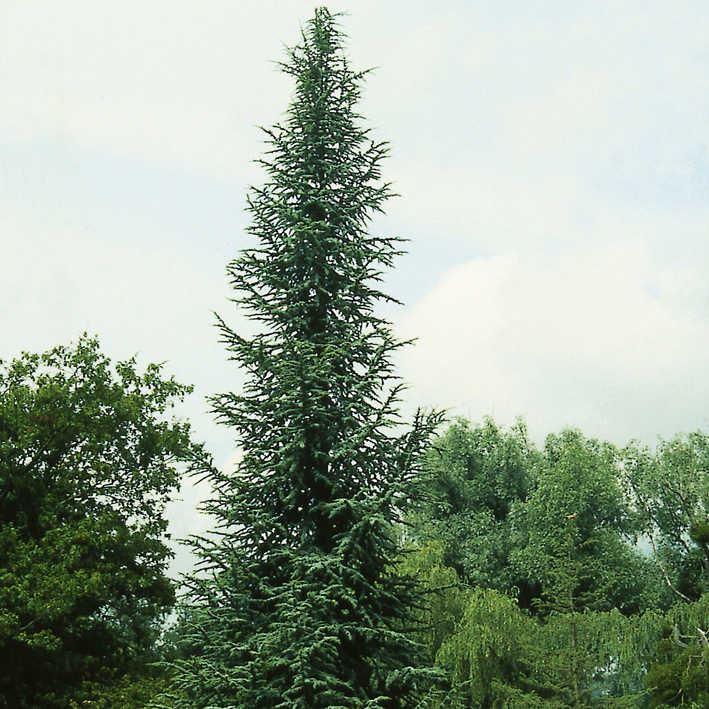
[2, 2, 708, 569]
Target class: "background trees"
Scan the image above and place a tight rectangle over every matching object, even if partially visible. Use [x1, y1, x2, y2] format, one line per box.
[624, 433, 709, 602]
[0, 336, 201, 708]
[509, 429, 661, 617]
[411, 418, 537, 596]
[407, 419, 706, 707]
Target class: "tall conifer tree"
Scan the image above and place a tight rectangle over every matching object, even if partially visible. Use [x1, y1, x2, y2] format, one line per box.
[165, 8, 442, 708]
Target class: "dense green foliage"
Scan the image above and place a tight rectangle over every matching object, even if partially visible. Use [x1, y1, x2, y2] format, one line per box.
[644, 595, 709, 707]
[510, 429, 662, 617]
[407, 419, 708, 707]
[0, 337, 201, 707]
[624, 434, 709, 602]
[411, 418, 537, 598]
[161, 8, 441, 708]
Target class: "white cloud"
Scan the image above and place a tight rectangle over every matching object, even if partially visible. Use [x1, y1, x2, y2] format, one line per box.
[398, 236, 709, 445]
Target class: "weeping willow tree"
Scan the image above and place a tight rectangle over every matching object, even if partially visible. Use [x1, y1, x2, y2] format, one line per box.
[162, 8, 442, 708]
[435, 588, 668, 708]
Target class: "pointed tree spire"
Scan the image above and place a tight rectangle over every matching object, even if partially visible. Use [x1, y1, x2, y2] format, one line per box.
[165, 8, 442, 707]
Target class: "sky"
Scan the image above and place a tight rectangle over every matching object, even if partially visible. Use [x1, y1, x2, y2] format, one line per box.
[2, 1, 708, 571]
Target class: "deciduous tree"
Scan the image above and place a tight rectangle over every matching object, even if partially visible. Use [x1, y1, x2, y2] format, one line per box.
[0, 336, 200, 708]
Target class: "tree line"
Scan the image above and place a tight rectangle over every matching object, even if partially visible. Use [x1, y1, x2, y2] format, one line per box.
[1, 8, 706, 708]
